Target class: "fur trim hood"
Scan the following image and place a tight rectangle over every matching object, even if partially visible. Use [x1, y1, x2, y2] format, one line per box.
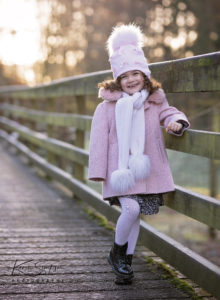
[98, 87, 165, 106]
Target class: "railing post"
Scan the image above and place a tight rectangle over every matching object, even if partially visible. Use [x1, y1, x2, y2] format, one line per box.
[28, 99, 38, 152]
[7, 98, 14, 119]
[5, 97, 15, 130]
[0, 97, 4, 117]
[46, 98, 56, 165]
[27, 99, 35, 131]
[17, 98, 26, 125]
[209, 107, 219, 238]
[74, 95, 85, 182]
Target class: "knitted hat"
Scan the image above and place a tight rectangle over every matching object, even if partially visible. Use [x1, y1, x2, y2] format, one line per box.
[107, 24, 151, 80]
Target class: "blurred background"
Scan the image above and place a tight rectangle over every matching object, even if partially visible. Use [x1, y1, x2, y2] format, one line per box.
[0, 0, 219, 266]
[0, 0, 219, 85]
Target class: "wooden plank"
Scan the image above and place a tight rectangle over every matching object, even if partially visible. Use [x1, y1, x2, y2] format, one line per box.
[0, 271, 160, 284]
[209, 109, 220, 238]
[46, 98, 56, 165]
[0, 52, 219, 99]
[0, 117, 88, 166]
[0, 264, 153, 276]
[0, 104, 92, 131]
[150, 51, 220, 93]
[1, 290, 191, 300]
[165, 186, 220, 230]
[0, 130, 219, 299]
[0, 70, 110, 99]
[0, 283, 188, 298]
[74, 95, 86, 181]
[1, 106, 220, 160]
[163, 127, 220, 160]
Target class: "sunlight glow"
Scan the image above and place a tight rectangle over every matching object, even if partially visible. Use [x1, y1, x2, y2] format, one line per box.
[0, 0, 44, 66]
[170, 35, 186, 50]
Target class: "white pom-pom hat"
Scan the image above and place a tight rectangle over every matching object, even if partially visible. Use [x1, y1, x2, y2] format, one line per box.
[106, 24, 151, 80]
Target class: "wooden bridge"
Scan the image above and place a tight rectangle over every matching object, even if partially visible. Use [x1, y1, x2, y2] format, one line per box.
[0, 52, 219, 299]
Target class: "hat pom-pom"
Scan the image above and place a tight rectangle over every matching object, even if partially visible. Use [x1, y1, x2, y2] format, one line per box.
[107, 24, 144, 56]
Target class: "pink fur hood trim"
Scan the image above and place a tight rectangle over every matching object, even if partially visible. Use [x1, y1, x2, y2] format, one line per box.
[98, 87, 165, 105]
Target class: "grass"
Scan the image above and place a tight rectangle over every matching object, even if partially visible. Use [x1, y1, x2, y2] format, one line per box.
[144, 256, 203, 300]
[167, 149, 220, 195]
[83, 205, 115, 231]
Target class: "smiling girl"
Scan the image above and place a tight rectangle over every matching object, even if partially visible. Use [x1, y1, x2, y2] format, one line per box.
[88, 24, 190, 284]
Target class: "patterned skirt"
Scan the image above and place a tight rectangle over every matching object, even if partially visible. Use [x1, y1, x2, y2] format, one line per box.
[107, 193, 164, 215]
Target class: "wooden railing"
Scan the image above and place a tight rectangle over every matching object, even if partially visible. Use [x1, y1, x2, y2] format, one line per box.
[0, 52, 220, 298]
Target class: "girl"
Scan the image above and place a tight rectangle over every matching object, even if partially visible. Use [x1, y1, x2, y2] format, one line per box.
[88, 24, 190, 284]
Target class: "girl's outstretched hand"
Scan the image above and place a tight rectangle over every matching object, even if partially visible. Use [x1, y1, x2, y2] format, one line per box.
[166, 121, 183, 133]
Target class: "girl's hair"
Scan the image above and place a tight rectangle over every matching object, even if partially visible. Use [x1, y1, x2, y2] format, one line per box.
[98, 72, 161, 95]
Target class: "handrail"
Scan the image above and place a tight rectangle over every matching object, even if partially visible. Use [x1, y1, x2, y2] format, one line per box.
[0, 117, 88, 166]
[0, 103, 92, 131]
[164, 186, 220, 229]
[163, 128, 220, 159]
[1, 105, 220, 159]
[0, 52, 219, 98]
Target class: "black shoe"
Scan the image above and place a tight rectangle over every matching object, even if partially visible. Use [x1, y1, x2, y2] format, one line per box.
[107, 242, 133, 279]
[115, 254, 134, 285]
[126, 254, 133, 266]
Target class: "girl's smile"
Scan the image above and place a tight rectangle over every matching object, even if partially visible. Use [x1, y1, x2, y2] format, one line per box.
[120, 70, 145, 95]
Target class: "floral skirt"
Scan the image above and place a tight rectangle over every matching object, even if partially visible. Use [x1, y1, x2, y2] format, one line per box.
[107, 193, 164, 215]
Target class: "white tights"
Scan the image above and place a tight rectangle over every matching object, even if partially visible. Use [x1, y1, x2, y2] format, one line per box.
[115, 197, 140, 255]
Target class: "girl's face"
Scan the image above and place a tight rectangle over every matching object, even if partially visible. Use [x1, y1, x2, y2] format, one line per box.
[120, 70, 144, 95]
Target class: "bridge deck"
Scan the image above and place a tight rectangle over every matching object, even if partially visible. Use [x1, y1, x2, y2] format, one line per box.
[0, 142, 194, 300]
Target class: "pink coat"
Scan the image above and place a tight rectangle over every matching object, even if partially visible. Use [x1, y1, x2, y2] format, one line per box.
[88, 88, 190, 200]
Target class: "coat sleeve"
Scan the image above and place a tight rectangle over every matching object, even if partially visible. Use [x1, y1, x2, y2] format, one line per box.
[88, 102, 109, 181]
[158, 93, 190, 136]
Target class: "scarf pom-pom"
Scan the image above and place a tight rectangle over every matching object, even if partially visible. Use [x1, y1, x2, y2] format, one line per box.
[110, 169, 135, 194]
[129, 154, 150, 181]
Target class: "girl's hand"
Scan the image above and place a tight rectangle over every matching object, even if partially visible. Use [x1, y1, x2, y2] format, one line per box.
[166, 121, 183, 133]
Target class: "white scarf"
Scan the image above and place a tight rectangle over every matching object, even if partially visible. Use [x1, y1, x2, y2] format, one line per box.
[110, 89, 151, 194]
